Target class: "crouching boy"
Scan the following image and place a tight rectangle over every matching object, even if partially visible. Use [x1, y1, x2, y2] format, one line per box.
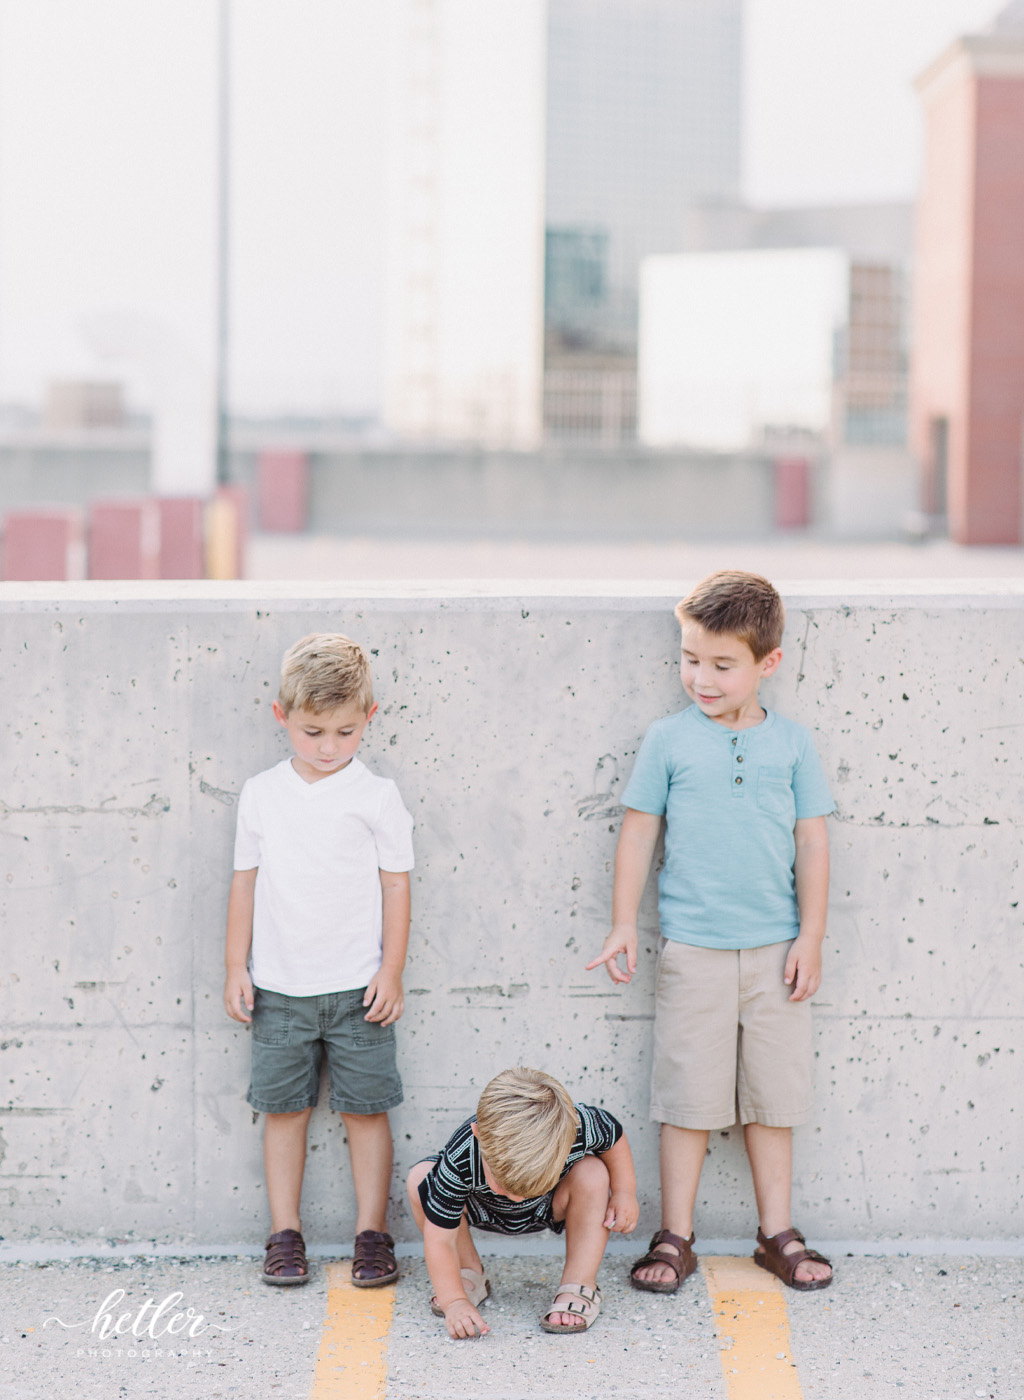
[407, 1067, 638, 1337]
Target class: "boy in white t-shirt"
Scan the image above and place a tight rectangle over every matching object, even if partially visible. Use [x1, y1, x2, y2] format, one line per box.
[224, 633, 414, 1288]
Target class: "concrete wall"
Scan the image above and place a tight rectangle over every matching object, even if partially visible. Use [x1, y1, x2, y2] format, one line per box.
[820, 446, 917, 538]
[4, 438, 921, 542]
[0, 434, 150, 509]
[263, 447, 780, 539]
[0, 581, 1021, 1247]
[0, 438, 780, 539]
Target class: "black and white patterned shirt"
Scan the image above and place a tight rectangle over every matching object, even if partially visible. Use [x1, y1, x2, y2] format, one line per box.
[418, 1102, 623, 1234]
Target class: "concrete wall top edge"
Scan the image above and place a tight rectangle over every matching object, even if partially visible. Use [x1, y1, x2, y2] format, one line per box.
[1, 577, 1023, 614]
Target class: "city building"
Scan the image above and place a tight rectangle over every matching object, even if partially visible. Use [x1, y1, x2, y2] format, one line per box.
[638, 247, 906, 451]
[910, 0, 1024, 544]
[637, 245, 914, 535]
[381, 0, 546, 448]
[542, 0, 742, 441]
[382, 0, 743, 447]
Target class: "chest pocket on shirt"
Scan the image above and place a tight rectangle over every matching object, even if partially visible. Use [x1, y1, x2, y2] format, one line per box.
[757, 766, 794, 818]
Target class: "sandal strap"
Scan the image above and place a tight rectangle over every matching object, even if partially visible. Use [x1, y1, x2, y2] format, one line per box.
[264, 1228, 307, 1276]
[630, 1229, 695, 1282]
[353, 1228, 397, 1277]
[756, 1226, 832, 1283]
[543, 1283, 601, 1319]
[757, 1226, 805, 1252]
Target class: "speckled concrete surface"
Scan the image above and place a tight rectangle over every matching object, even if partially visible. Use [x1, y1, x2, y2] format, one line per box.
[0, 1256, 322, 1400]
[2, 1253, 1020, 1400]
[782, 1255, 1023, 1400]
[386, 1254, 723, 1399]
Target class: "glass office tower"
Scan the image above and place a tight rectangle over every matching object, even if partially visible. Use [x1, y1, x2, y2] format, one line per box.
[544, 0, 742, 361]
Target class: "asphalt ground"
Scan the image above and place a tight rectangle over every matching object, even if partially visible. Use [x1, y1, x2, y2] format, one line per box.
[1, 1246, 1020, 1400]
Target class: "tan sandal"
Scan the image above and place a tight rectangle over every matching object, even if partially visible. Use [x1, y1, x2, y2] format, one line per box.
[430, 1267, 491, 1316]
[754, 1226, 832, 1291]
[539, 1282, 602, 1333]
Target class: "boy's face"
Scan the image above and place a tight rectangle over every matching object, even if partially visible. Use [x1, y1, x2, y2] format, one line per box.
[272, 699, 377, 782]
[679, 620, 782, 728]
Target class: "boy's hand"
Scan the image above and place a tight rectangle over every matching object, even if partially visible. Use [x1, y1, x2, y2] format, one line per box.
[363, 968, 404, 1024]
[441, 1298, 490, 1339]
[224, 968, 254, 1023]
[784, 934, 823, 1001]
[585, 924, 638, 984]
[604, 1190, 639, 1234]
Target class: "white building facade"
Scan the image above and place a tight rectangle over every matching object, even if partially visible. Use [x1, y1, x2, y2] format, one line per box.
[382, 0, 744, 447]
[638, 247, 852, 450]
[382, 0, 547, 447]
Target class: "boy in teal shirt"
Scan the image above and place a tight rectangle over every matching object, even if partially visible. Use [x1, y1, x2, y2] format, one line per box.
[588, 570, 835, 1292]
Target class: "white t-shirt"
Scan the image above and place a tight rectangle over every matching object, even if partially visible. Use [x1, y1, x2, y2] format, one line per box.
[233, 757, 415, 996]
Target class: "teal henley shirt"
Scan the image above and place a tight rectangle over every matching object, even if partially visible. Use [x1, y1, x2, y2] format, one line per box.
[621, 705, 835, 949]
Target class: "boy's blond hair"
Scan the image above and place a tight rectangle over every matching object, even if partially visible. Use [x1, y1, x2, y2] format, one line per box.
[278, 633, 375, 715]
[675, 570, 785, 661]
[475, 1068, 579, 1198]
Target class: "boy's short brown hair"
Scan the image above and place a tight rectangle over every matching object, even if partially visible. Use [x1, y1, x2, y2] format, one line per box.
[674, 570, 785, 661]
[475, 1068, 579, 1198]
[278, 633, 375, 715]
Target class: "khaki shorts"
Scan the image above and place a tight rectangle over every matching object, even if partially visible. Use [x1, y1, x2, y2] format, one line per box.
[650, 939, 813, 1130]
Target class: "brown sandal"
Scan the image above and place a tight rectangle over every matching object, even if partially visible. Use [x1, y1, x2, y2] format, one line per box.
[629, 1229, 698, 1294]
[754, 1227, 832, 1291]
[352, 1229, 399, 1287]
[262, 1228, 309, 1286]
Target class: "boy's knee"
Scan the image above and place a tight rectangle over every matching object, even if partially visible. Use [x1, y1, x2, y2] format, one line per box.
[406, 1159, 432, 1206]
[566, 1154, 610, 1198]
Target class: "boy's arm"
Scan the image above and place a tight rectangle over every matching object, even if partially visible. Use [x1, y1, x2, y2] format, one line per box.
[598, 1132, 639, 1233]
[586, 808, 663, 984]
[423, 1219, 490, 1338]
[224, 867, 257, 1022]
[363, 869, 410, 1024]
[786, 815, 830, 1001]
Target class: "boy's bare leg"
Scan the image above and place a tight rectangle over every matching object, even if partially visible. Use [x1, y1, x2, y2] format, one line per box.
[340, 1111, 394, 1234]
[264, 1107, 313, 1233]
[547, 1155, 612, 1327]
[633, 1124, 708, 1286]
[406, 1161, 485, 1274]
[744, 1122, 831, 1284]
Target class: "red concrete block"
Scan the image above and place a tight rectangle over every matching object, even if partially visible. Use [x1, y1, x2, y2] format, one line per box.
[158, 497, 205, 579]
[257, 450, 308, 533]
[773, 456, 810, 530]
[2, 509, 83, 581]
[88, 499, 160, 580]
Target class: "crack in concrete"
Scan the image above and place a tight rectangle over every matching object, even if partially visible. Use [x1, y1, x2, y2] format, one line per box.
[794, 611, 813, 687]
[197, 777, 237, 807]
[0, 795, 169, 820]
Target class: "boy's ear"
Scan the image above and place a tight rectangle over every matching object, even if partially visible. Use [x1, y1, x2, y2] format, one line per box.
[272, 700, 288, 725]
[760, 647, 783, 679]
[366, 702, 379, 722]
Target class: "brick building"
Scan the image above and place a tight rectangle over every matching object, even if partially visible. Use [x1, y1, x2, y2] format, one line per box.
[911, 1, 1024, 544]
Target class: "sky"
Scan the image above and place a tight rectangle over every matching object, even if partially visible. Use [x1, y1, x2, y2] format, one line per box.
[0, 0, 1008, 419]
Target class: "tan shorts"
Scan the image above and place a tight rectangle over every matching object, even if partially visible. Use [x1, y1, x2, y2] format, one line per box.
[651, 938, 814, 1130]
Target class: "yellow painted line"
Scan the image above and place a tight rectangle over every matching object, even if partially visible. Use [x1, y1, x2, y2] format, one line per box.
[310, 1261, 396, 1400]
[703, 1256, 804, 1400]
